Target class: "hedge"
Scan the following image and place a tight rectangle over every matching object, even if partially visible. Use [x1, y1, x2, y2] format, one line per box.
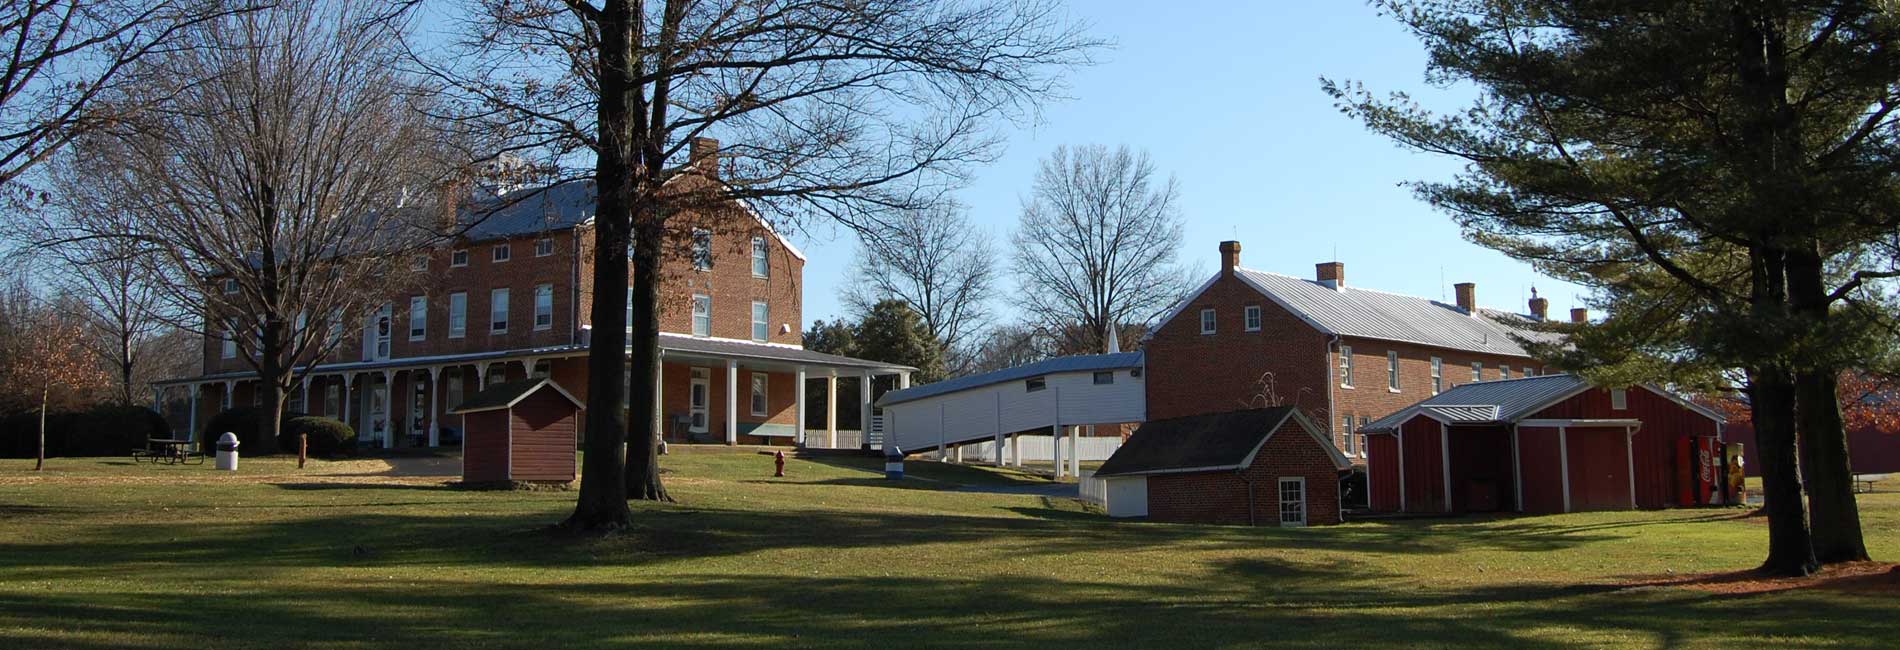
[199, 407, 305, 455]
[282, 416, 355, 457]
[0, 405, 172, 458]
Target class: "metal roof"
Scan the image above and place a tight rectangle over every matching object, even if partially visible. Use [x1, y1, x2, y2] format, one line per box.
[657, 333, 915, 371]
[875, 351, 1143, 407]
[459, 181, 597, 243]
[1362, 374, 1590, 432]
[449, 377, 584, 414]
[1231, 268, 1561, 357]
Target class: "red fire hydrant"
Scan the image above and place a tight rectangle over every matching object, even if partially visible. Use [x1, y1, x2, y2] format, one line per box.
[774, 450, 786, 477]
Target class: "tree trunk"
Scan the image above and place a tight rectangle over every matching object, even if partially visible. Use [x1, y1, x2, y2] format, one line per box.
[563, 0, 637, 531]
[1749, 366, 1818, 576]
[1794, 369, 1867, 563]
[253, 352, 284, 456]
[625, 214, 671, 501]
[35, 386, 47, 471]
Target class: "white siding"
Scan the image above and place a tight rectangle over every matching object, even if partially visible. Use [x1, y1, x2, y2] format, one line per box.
[884, 367, 1144, 454]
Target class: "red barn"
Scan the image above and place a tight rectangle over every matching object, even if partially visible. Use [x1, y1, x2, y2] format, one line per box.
[1360, 374, 1725, 514]
[449, 378, 582, 484]
[1094, 407, 1352, 526]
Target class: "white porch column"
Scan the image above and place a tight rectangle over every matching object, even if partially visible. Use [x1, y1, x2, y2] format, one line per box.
[859, 369, 874, 449]
[380, 370, 394, 447]
[824, 371, 838, 448]
[340, 374, 352, 429]
[427, 367, 440, 447]
[222, 380, 235, 409]
[725, 359, 739, 445]
[794, 366, 808, 445]
[653, 354, 665, 439]
[187, 384, 199, 440]
[899, 371, 911, 389]
[475, 363, 488, 386]
[1069, 425, 1081, 478]
[300, 378, 311, 417]
[152, 387, 162, 412]
[1053, 425, 1065, 478]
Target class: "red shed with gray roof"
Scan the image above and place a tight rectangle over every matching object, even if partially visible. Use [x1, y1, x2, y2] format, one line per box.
[450, 378, 583, 484]
[1096, 407, 1352, 526]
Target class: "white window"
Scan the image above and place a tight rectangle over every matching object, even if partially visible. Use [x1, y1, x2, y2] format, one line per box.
[751, 372, 769, 416]
[691, 229, 712, 271]
[448, 292, 467, 338]
[328, 309, 344, 345]
[691, 294, 711, 337]
[1244, 305, 1262, 332]
[222, 278, 239, 294]
[492, 244, 511, 262]
[412, 255, 429, 272]
[451, 249, 468, 267]
[490, 288, 509, 334]
[1026, 377, 1047, 392]
[1358, 417, 1370, 457]
[1387, 350, 1400, 391]
[751, 236, 768, 277]
[1472, 362, 1483, 382]
[534, 238, 554, 257]
[1341, 415, 1355, 455]
[533, 360, 551, 378]
[751, 301, 768, 342]
[221, 328, 236, 359]
[408, 296, 426, 341]
[1611, 388, 1628, 410]
[534, 284, 553, 330]
[1278, 477, 1307, 527]
[1431, 357, 1443, 395]
[324, 384, 340, 417]
[1093, 371, 1115, 385]
[1199, 308, 1216, 335]
[1339, 345, 1353, 387]
[1500, 365, 1511, 380]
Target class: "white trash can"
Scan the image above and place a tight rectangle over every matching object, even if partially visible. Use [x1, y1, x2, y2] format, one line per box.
[215, 432, 240, 471]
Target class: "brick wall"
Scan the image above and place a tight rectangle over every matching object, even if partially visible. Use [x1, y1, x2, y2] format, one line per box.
[1144, 418, 1342, 526]
[1144, 272, 1330, 424]
[1331, 336, 1537, 458]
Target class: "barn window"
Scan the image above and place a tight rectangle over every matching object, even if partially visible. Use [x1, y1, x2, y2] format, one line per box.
[1244, 305, 1262, 331]
[751, 373, 769, 416]
[1025, 377, 1047, 392]
[1611, 388, 1628, 410]
[1093, 371, 1115, 385]
[1199, 308, 1216, 334]
[1339, 345, 1353, 387]
[1386, 350, 1400, 391]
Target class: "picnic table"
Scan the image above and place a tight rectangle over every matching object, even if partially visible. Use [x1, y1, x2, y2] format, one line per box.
[1855, 474, 1889, 493]
[132, 438, 203, 465]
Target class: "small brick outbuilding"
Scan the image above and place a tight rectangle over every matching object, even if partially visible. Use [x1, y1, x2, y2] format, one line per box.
[449, 378, 582, 484]
[1094, 407, 1352, 526]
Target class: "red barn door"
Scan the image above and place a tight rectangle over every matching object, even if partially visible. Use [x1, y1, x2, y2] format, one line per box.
[1565, 427, 1632, 511]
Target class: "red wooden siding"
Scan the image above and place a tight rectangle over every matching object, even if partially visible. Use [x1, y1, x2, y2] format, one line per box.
[1516, 426, 1564, 514]
[462, 410, 510, 483]
[509, 389, 578, 482]
[1399, 416, 1446, 512]
[1530, 387, 1719, 508]
[1367, 434, 1401, 512]
[1447, 425, 1514, 513]
[1564, 426, 1632, 511]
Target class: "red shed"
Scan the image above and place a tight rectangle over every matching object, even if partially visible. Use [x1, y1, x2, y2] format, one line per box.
[449, 378, 582, 484]
[1361, 375, 1724, 515]
[1094, 407, 1352, 526]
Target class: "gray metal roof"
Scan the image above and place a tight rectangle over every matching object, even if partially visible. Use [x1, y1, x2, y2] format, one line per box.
[657, 333, 916, 371]
[1232, 268, 1562, 357]
[459, 181, 596, 242]
[1362, 374, 1589, 432]
[876, 351, 1144, 407]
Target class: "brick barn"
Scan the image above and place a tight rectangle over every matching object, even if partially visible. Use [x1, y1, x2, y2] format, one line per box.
[1094, 407, 1352, 526]
[449, 377, 584, 484]
[1359, 374, 1726, 514]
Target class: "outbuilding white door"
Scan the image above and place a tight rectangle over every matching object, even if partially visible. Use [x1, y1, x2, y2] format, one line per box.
[1278, 477, 1307, 527]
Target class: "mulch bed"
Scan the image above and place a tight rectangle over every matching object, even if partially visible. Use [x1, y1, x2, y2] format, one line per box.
[1622, 561, 1900, 595]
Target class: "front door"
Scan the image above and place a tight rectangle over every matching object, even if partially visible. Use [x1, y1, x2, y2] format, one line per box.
[367, 376, 389, 447]
[1278, 477, 1307, 527]
[410, 377, 429, 446]
[365, 304, 392, 361]
[689, 368, 710, 434]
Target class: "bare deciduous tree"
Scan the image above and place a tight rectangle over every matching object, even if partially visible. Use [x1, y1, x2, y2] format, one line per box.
[422, 0, 1100, 529]
[1012, 144, 1189, 354]
[0, 1, 263, 201]
[845, 201, 996, 376]
[0, 290, 109, 470]
[44, 0, 452, 454]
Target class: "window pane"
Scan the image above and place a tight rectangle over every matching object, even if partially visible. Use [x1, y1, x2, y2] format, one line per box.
[491, 289, 508, 332]
[535, 284, 553, 329]
[751, 301, 768, 341]
[751, 237, 768, 276]
[449, 293, 466, 337]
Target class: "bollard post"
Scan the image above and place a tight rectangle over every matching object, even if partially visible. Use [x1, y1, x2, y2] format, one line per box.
[298, 433, 308, 469]
[774, 450, 785, 477]
[215, 432, 240, 471]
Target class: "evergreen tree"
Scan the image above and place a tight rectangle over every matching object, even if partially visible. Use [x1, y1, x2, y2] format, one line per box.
[851, 300, 947, 384]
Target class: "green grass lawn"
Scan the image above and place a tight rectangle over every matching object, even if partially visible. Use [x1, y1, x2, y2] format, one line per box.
[2, 454, 1896, 649]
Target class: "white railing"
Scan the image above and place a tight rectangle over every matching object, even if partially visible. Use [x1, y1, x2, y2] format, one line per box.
[1078, 470, 1107, 507]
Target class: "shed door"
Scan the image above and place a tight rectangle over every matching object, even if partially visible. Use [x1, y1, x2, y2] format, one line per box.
[1278, 477, 1307, 527]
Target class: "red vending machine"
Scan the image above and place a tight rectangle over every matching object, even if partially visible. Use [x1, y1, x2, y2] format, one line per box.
[1677, 436, 1722, 506]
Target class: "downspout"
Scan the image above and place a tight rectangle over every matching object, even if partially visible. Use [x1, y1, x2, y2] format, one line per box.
[570, 227, 582, 345]
[1238, 468, 1257, 526]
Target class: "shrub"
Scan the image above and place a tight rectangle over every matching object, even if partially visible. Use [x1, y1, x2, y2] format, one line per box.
[282, 416, 355, 457]
[0, 405, 171, 458]
[200, 407, 304, 455]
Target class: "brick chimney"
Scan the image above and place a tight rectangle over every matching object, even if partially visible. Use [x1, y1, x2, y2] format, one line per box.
[1219, 241, 1241, 275]
[1454, 282, 1477, 314]
[1316, 262, 1345, 289]
[1570, 307, 1588, 323]
[435, 179, 464, 235]
[689, 137, 720, 178]
[1528, 287, 1548, 321]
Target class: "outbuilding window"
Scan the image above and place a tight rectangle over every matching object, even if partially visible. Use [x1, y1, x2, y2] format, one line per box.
[1611, 388, 1628, 410]
[1093, 371, 1114, 385]
[1244, 305, 1262, 331]
[1025, 377, 1046, 392]
[1199, 308, 1216, 335]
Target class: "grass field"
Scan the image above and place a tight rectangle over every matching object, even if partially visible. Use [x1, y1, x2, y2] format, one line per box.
[2, 452, 1896, 649]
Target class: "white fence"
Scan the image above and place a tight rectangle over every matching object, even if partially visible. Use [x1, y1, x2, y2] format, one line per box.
[1078, 470, 1107, 507]
[943, 435, 1122, 463]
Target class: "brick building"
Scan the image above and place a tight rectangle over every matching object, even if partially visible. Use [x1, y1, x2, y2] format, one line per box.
[1143, 240, 1567, 469]
[159, 139, 911, 449]
[1093, 406, 1351, 526]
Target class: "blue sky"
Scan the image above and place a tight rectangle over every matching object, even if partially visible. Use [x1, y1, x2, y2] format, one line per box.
[787, 1, 1587, 328]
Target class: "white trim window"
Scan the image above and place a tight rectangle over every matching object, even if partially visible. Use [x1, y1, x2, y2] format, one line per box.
[222, 278, 238, 294]
[534, 238, 554, 257]
[691, 293, 711, 337]
[450, 249, 468, 267]
[1358, 416, 1370, 457]
[448, 292, 467, 339]
[492, 244, 511, 263]
[1341, 414, 1355, 456]
[625, 288, 632, 330]
[1199, 308, 1216, 335]
[489, 288, 509, 334]
[1471, 361, 1483, 382]
[408, 296, 427, 341]
[1430, 357, 1443, 395]
[1387, 350, 1400, 391]
[1093, 371, 1115, 385]
[1339, 345, 1354, 388]
[221, 327, 237, 359]
[750, 372, 769, 416]
[1025, 377, 1047, 392]
[412, 255, 429, 272]
[1500, 365, 1511, 380]
[534, 284, 553, 330]
[1611, 388, 1628, 410]
[1244, 305, 1262, 332]
[1278, 477, 1307, 527]
[691, 229, 712, 271]
[751, 236, 768, 277]
[751, 300, 768, 342]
